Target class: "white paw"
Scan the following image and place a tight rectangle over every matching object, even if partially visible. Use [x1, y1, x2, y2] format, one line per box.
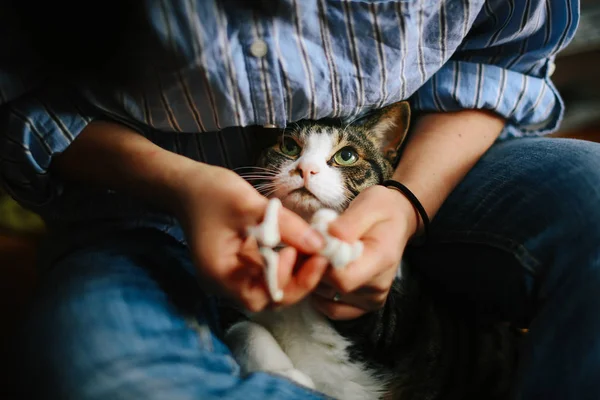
[275, 368, 316, 390]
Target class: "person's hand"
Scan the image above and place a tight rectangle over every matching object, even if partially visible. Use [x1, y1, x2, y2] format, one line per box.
[172, 163, 327, 312]
[311, 185, 419, 320]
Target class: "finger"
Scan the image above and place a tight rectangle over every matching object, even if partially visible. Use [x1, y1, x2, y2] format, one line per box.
[311, 296, 368, 320]
[238, 236, 266, 268]
[228, 264, 271, 312]
[328, 187, 387, 242]
[276, 246, 298, 293]
[241, 246, 298, 307]
[326, 242, 386, 294]
[328, 219, 403, 293]
[280, 255, 330, 305]
[278, 207, 325, 253]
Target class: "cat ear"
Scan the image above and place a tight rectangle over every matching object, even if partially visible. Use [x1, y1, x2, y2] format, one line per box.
[364, 101, 411, 163]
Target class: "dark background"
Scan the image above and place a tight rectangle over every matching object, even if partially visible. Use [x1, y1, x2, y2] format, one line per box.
[552, 0, 600, 138]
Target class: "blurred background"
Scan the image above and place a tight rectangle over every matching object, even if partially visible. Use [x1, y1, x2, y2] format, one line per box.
[1, 0, 600, 397]
[550, 0, 600, 141]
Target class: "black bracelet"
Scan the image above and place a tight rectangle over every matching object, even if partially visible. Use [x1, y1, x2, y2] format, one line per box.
[382, 180, 430, 243]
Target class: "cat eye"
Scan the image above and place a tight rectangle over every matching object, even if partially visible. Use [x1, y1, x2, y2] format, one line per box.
[333, 147, 359, 166]
[280, 137, 301, 157]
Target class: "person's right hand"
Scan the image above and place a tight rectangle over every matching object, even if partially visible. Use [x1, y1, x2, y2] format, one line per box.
[171, 163, 328, 312]
[52, 120, 326, 312]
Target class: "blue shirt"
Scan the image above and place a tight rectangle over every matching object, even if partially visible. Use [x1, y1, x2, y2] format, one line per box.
[0, 0, 579, 246]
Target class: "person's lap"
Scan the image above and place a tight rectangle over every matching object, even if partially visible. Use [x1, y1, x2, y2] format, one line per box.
[18, 136, 600, 399]
[407, 136, 600, 399]
[17, 229, 326, 400]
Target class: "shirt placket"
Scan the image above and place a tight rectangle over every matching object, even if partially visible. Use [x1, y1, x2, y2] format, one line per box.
[238, 10, 285, 129]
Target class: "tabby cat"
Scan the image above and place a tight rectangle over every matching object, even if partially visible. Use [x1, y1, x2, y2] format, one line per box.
[224, 101, 521, 400]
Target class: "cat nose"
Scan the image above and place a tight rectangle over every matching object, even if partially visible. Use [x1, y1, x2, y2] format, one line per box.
[297, 162, 320, 180]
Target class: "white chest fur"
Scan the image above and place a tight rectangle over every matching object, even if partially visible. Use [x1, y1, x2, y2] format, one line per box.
[225, 301, 389, 400]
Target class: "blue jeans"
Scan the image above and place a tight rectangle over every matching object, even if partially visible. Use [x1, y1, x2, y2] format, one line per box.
[17, 137, 600, 399]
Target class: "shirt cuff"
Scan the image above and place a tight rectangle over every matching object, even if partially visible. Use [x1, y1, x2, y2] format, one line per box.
[0, 84, 96, 209]
[410, 60, 564, 139]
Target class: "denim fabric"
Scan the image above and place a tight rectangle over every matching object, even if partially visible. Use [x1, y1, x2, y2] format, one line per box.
[407, 137, 600, 400]
[17, 229, 327, 400]
[17, 137, 600, 399]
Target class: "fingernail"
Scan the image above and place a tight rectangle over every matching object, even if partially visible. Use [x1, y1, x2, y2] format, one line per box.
[304, 229, 325, 251]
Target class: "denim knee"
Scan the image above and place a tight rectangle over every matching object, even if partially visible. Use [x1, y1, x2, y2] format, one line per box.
[17, 231, 233, 400]
[515, 139, 600, 295]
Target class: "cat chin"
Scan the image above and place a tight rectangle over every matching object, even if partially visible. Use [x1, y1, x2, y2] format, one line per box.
[280, 192, 323, 221]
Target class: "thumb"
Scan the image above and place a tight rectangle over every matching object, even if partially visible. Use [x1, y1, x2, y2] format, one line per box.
[278, 207, 326, 254]
[328, 191, 386, 242]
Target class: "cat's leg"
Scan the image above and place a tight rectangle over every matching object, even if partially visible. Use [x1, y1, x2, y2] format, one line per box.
[225, 321, 316, 389]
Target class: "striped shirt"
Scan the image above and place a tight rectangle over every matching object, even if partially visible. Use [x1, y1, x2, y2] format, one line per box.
[0, 0, 579, 232]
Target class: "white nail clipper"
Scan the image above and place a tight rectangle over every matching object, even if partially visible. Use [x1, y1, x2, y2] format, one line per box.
[246, 198, 364, 302]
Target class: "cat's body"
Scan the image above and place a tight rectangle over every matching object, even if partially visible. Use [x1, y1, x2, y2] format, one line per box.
[224, 102, 521, 399]
[227, 299, 387, 400]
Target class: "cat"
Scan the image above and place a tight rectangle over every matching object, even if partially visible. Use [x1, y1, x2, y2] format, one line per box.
[223, 101, 522, 400]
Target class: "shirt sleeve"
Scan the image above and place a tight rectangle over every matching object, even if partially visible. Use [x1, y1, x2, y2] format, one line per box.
[411, 0, 580, 138]
[0, 3, 99, 209]
[0, 84, 96, 209]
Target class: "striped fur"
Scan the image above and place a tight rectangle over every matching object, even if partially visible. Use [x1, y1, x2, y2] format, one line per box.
[253, 101, 410, 218]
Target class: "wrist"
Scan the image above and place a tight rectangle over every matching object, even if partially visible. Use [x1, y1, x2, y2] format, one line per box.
[162, 157, 219, 216]
[53, 120, 217, 216]
[382, 182, 426, 243]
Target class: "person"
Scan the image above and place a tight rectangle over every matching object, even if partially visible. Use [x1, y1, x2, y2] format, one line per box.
[0, 0, 595, 399]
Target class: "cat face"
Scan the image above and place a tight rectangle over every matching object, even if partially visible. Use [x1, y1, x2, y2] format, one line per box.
[252, 101, 411, 219]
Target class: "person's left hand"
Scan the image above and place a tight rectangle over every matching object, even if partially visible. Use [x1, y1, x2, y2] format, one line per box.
[311, 184, 420, 320]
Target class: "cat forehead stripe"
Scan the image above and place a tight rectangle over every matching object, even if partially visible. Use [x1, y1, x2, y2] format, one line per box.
[304, 133, 335, 156]
[294, 125, 343, 145]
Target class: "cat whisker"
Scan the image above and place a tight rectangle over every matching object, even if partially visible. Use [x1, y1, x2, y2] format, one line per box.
[238, 171, 280, 177]
[235, 166, 281, 175]
[239, 170, 279, 175]
[253, 180, 278, 187]
[251, 166, 280, 173]
[254, 186, 279, 194]
[239, 173, 279, 179]
[257, 188, 278, 198]
[250, 176, 276, 184]
[241, 175, 278, 181]
[234, 166, 274, 171]
[254, 183, 278, 190]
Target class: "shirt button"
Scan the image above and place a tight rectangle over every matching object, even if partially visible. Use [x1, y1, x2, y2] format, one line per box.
[250, 39, 268, 58]
[548, 61, 556, 76]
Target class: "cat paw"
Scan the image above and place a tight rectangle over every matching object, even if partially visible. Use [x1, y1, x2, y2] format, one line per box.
[274, 368, 316, 390]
